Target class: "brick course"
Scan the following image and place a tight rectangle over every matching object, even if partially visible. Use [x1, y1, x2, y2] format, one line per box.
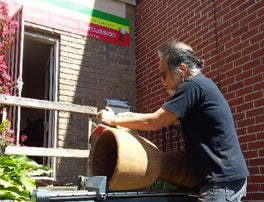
[135, 0, 264, 200]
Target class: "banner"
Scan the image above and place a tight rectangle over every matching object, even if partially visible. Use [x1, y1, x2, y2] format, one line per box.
[7, 0, 130, 47]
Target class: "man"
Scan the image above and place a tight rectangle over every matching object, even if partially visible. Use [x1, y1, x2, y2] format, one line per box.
[97, 41, 249, 201]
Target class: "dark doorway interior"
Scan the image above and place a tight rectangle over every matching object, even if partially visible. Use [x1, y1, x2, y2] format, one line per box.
[21, 35, 52, 163]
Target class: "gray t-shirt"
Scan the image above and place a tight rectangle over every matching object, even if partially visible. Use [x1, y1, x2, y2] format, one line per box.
[162, 74, 249, 185]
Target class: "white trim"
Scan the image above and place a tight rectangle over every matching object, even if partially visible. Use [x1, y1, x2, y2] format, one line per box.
[5, 146, 90, 158]
[2, 108, 7, 122]
[16, 5, 24, 146]
[52, 32, 60, 178]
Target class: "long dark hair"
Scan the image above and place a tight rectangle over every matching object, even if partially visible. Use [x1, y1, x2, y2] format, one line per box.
[158, 41, 203, 74]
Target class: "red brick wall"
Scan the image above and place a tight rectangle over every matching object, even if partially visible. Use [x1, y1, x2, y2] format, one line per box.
[135, 0, 264, 201]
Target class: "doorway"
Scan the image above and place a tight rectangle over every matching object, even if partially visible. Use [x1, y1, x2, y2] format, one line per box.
[20, 32, 59, 165]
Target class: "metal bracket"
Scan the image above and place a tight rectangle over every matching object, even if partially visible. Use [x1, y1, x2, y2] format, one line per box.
[81, 175, 107, 200]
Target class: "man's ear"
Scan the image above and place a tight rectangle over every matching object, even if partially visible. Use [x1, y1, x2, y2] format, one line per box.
[179, 63, 188, 74]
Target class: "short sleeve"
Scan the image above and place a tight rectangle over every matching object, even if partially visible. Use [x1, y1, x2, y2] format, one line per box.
[162, 81, 203, 119]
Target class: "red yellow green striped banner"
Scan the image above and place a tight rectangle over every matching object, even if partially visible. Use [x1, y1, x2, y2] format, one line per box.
[15, 0, 130, 46]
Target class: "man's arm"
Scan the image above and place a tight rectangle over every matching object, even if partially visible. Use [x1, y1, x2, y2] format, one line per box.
[97, 107, 179, 131]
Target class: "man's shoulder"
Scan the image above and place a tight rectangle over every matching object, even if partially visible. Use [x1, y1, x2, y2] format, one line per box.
[188, 73, 218, 91]
[189, 73, 210, 84]
[181, 74, 206, 91]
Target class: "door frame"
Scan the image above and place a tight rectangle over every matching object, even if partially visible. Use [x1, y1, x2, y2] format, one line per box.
[22, 31, 59, 176]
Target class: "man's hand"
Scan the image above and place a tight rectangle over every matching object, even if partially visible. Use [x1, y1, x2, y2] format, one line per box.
[96, 107, 117, 126]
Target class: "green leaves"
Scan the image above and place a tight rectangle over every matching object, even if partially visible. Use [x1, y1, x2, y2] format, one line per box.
[144, 180, 178, 190]
[0, 120, 11, 132]
[0, 120, 14, 153]
[0, 154, 52, 201]
[20, 177, 35, 192]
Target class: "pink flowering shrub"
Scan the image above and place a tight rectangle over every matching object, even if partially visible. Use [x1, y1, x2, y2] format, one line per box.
[0, 1, 19, 152]
[0, 1, 19, 95]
